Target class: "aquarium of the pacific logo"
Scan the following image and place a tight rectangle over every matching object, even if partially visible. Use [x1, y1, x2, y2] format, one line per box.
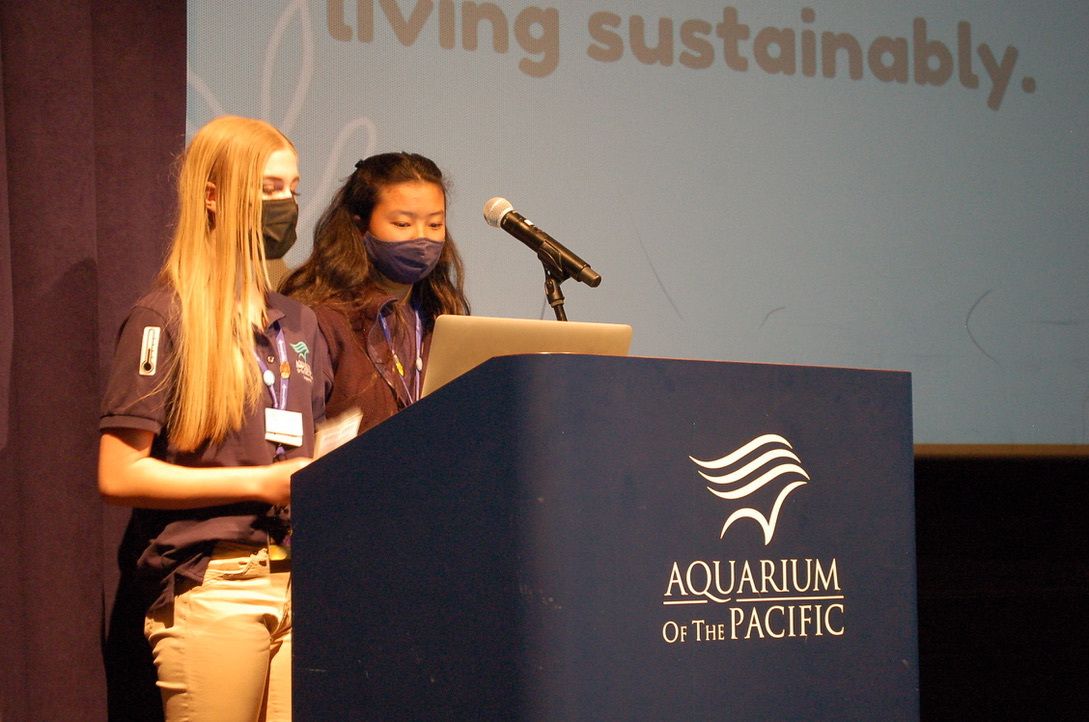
[659, 434, 845, 643]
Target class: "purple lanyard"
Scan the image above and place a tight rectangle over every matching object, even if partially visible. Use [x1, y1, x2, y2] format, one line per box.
[377, 303, 423, 404]
[255, 322, 291, 460]
[255, 322, 290, 410]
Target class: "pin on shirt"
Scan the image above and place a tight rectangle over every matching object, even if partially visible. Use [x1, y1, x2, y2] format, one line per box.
[139, 326, 161, 376]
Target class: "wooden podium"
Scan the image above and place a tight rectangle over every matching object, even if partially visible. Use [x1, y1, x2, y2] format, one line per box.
[292, 354, 917, 719]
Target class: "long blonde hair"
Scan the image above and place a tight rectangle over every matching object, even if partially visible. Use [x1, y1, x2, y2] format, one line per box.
[161, 116, 294, 451]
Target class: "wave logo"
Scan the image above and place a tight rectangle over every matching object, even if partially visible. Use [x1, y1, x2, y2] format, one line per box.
[690, 434, 810, 545]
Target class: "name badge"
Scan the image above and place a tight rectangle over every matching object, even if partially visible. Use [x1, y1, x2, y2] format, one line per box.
[265, 408, 304, 447]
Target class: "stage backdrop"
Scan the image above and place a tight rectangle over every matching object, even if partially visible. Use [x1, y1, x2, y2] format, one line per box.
[188, 0, 1088, 446]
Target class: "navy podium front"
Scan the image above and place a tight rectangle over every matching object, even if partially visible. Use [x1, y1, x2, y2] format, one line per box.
[292, 354, 917, 719]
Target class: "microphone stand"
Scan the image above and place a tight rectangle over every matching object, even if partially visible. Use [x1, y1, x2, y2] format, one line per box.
[537, 243, 569, 321]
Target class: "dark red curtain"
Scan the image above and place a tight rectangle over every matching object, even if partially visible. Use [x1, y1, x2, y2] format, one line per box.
[0, 2, 184, 719]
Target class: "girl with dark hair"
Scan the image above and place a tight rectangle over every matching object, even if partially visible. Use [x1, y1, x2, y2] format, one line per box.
[281, 152, 470, 434]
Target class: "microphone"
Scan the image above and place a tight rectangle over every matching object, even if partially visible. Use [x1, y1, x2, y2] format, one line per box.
[483, 197, 601, 287]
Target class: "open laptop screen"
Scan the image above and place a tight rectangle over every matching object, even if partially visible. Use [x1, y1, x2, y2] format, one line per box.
[420, 315, 633, 397]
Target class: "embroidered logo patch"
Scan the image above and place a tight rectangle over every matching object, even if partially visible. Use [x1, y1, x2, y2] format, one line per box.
[291, 340, 314, 383]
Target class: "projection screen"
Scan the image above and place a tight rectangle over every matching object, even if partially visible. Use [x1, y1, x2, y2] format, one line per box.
[188, 0, 1088, 445]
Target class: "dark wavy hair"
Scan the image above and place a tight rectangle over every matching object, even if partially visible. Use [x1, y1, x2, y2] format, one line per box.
[280, 152, 469, 327]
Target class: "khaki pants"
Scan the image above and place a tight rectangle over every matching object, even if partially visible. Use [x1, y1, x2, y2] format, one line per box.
[145, 542, 292, 721]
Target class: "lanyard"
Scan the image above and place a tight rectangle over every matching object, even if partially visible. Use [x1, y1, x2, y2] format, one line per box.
[256, 322, 291, 410]
[377, 303, 423, 404]
[255, 322, 291, 460]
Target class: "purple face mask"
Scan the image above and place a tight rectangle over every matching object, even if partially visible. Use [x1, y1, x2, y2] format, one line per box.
[362, 231, 444, 285]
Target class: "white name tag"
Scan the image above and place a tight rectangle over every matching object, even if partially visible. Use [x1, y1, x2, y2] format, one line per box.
[265, 408, 304, 447]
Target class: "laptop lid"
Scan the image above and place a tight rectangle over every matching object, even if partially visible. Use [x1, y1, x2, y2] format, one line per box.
[420, 315, 633, 397]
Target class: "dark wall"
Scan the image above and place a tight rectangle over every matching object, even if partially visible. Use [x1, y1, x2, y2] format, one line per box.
[915, 454, 1089, 719]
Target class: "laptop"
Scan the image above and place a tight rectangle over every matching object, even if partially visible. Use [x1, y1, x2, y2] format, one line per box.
[420, 315, 633, 397]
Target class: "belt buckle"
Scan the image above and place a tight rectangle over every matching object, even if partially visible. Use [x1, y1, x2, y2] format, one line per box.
[268, 543, 290, 561]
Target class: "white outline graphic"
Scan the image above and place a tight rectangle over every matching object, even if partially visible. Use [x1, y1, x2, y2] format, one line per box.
[691, 434, 810, 545]
[187, 0, 378, 245]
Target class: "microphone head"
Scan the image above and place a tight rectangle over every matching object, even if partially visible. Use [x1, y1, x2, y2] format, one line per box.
[483, 197, 514, 228]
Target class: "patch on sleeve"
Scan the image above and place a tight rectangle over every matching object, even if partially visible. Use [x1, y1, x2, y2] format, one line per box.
[139, 326, 161, 376]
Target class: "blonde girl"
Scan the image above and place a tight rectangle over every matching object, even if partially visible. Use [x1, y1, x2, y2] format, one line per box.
[98, 116, 329, 721]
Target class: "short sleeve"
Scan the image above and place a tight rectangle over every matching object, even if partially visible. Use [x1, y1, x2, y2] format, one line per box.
[100, 299, 175, 435]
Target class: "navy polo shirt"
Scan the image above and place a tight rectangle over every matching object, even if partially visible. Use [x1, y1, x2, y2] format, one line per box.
[100, 285, 332, 609]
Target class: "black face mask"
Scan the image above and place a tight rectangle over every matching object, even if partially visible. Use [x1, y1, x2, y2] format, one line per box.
[262, 197, 298, 259]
